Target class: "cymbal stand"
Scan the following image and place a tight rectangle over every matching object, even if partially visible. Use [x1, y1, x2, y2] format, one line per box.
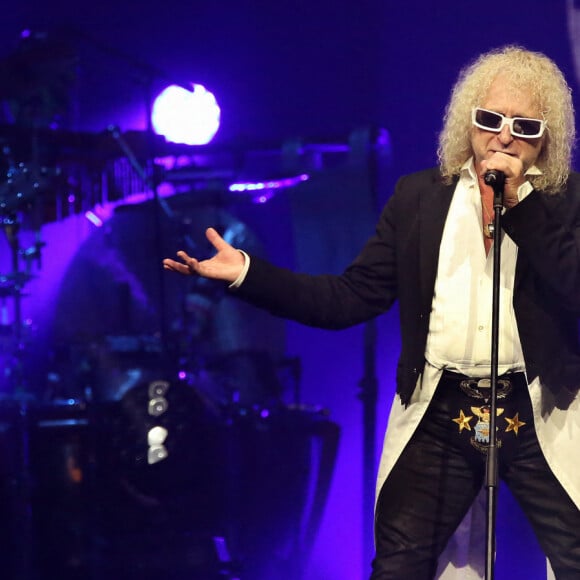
[1, 213, 44, 398]
[0, 138, 47, 387]
[0, 210, 39, 580]
[106, 126, 196, 359]
[1, 214, 25, 393]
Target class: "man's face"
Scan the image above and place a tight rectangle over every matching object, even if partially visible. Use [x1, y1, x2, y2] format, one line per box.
[470, 77, 545, 174]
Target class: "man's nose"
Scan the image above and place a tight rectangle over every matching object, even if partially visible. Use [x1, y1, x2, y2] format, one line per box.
[498, 123, 514, 144]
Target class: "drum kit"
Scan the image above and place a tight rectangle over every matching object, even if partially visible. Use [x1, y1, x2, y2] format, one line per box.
[0, 122, 340, 580]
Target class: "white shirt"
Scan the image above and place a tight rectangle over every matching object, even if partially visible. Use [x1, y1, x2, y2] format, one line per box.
[424, 158, 534, 377]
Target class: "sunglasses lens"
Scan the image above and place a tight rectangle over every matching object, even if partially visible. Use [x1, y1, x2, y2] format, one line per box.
[475, 109, 503, 130]
[512, 118, 542, 137]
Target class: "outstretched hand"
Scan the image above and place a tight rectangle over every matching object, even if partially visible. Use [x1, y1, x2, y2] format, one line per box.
[162, 227, 245, 283]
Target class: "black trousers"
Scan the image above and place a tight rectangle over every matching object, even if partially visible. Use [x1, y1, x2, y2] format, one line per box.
[371, 372, 580, 580]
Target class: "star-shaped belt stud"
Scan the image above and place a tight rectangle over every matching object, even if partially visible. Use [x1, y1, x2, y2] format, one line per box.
[452, 409, 473, 432]
[504, 412, 526, 435]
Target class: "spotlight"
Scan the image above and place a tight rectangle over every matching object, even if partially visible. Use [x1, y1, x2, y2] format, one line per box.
[151, 83, 221, 145]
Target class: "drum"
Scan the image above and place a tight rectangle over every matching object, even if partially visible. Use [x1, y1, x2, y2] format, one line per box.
[213, 405, 340, 580]
[29, 401, 90, 579]
[0, 392, 340, 580]
[0, 399, 90, 580]
[92, 393, 340, 580]
[89, 378, 229, 579]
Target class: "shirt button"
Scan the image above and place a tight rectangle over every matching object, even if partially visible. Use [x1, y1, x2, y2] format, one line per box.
[478, 325, 484, 331]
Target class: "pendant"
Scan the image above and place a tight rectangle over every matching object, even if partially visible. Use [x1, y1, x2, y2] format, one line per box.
[483, 223, 494, 238]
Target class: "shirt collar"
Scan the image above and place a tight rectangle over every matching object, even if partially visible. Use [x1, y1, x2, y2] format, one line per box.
[460, 157, 541, 200]
[460, 158, 478, 184]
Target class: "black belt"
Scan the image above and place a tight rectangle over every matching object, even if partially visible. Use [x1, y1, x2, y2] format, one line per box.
[440, 370, 526, 401]
[435, 370, 530, 456]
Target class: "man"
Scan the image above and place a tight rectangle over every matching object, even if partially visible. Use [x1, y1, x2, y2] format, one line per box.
[163, 46, 580, 578]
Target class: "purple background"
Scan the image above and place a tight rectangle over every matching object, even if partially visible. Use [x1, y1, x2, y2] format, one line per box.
[0, 1, 578, 578]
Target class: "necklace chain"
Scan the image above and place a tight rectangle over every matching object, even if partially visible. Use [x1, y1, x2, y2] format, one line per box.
[478, 175, 497, 240]
[481, 196, 495, 239]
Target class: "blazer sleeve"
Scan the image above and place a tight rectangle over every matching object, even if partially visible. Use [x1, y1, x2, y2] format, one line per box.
[502, 172, 580, 312]
[232, 194, 402, 330]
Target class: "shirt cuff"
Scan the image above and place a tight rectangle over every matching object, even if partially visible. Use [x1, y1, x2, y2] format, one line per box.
[228, 250, 250, 289]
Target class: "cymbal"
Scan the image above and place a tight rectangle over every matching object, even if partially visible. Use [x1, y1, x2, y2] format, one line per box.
[0, 271, 35, 294]
[0, 163, 54, 214]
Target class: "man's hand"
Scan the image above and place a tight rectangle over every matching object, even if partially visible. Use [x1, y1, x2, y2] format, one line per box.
[480, 153, 526, 209]
[163, 227, 245, 283]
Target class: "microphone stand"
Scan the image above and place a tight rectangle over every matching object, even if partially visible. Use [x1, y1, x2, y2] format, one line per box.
[483, 170, 505, 580]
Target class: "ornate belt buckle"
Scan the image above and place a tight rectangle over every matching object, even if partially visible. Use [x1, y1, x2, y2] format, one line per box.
[459, 377, 513, 401]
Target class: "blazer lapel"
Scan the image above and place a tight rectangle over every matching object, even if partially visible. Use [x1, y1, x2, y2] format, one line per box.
[418, 176, 456, 310]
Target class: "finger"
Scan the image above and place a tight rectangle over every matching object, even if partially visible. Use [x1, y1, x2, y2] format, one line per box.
[485, 153, 523, 178]
[164, 253, 202, 275]
[205, 227, 231, 252]
[176, 251, 203, 270]
[163, 258, 192, 275]
[176, 250, 194, 262]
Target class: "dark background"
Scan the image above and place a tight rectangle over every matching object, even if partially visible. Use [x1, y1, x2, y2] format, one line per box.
[0, 1, 578, 578]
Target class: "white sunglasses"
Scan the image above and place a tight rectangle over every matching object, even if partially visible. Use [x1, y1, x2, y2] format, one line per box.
[472, 107, 546, 139]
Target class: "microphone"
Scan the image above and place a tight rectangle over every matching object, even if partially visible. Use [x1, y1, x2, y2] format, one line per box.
[483, 169, 505, 189]
[483, 169, 505, 207]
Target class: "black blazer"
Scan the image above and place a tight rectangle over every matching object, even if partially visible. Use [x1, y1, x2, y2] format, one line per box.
[235, 168, 580, 405]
